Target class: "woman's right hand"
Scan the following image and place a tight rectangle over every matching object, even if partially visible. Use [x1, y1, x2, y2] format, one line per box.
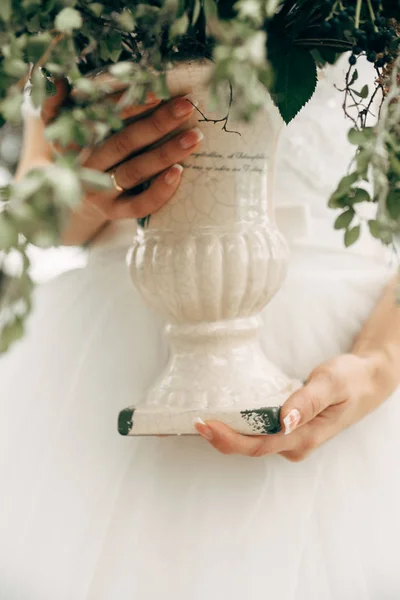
[38, 80, 202, 243]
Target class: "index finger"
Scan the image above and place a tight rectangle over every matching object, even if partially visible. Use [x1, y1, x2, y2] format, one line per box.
[195, 420, 287, 458]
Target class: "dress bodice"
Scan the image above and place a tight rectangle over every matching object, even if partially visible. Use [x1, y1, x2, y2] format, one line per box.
[90, 56, 386, 264]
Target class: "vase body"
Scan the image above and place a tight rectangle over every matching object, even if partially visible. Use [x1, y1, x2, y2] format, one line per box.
[120, 60, 301, 436]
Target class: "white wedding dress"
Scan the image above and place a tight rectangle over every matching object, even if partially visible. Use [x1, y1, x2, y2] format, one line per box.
[1, 59, 400, 600]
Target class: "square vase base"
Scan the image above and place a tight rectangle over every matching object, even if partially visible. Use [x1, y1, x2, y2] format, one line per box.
[118, 405, 288, 437]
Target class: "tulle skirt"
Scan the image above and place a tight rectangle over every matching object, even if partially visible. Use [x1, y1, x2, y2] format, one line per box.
[0, 240, 399, 600]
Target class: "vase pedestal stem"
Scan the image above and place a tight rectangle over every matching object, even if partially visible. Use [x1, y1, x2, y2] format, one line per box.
[118, 316, 301, 436]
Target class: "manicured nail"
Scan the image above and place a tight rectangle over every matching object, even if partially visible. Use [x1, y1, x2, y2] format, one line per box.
[173, 96, 198, 118]
[164, 163, 183, 185]
[283, 409, 301, 435]
[194, 417, 213, 441]
[179, 127, 204, 149]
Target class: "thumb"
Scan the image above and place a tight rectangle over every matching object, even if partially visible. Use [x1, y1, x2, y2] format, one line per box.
[41, 78, 70, 125]
[281, 371, 339, 435]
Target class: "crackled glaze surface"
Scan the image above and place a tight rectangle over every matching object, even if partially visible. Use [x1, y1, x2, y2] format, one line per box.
[149, 60, 282, 231]
[124, 61, 301, 434]
[129, 224, 288, 323]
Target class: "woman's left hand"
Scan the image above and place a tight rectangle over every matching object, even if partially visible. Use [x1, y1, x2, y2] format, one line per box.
[195, 352, 387, 461]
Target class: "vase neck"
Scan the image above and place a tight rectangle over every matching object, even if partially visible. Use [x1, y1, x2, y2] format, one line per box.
[147, 61, 283, 232]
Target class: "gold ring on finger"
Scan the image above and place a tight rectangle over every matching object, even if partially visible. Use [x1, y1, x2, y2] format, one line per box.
[110, 168, 125, 193]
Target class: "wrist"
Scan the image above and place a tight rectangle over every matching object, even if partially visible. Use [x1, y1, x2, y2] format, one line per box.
[61, 204, 109, 246]
[353, 346, 400, 401]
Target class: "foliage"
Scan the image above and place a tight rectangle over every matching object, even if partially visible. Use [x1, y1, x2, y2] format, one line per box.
[0, 0, 399, 351]
[329, 56, 400, 248]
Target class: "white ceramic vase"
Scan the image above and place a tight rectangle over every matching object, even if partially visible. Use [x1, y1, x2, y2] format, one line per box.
[119, 60, 301, 436]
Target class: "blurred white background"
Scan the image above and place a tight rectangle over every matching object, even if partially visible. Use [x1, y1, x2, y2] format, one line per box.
[27, 245, 87, 284]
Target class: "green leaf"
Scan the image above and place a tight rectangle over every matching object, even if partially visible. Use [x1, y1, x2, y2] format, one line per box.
[0, 318, 26, 354]
[74, 78, 96, 96]
[1, 92, 24, 124]
[3, 58, 28, 78]
[352, 84, 369, 99]
[30, 68, 46, 108]
[25, 33, 52, 63]
[88, 3, 104, 17]
[192, 0, 201, 24]
[267, 34, 317, 123]
[45, 166, 82, 208]
[328, 172, 359, 207]
[349, 69, 359, 86]
[335, 172, 359, 195]
[350, 188, 371, 204]
[386, 189, 400, 220]
[109, 62, 134, 78]
[11, 170, 45, 203]
[45, 62, 65, 76]
[334, 209, 354, 230]
[368, 220, 382, 240]
[356, 149, 371, 177]
[0, 216, 18, 249]
[235, 0, 263, 24]
[348, 127, 374, 146]
[328, 194, 347, 209]
[55, 7, 83, 32]
[100, 31, 122, 62]
[23, 0, 42, 8]
[203, 0, 218, 20]
[265, 0, 284, 17]
[389, 154, 400, 177]
[169, 12, 189, 39]
[0, 185, 12, 202]
[311, 48, 339, 66]
[153, 72, 170, 100]
[45, 113, 76, 146]
[26, 13, 41, 32]
[79, 168, 113, 191]
[116, 9, 136, 32]
[0, 0, 11, 22]
[344, 225, 361, 247]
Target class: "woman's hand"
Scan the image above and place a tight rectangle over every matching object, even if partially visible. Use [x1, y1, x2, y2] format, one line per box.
[20, 80, 202, 244]
[76, 94, 202, 223]
[195, 351, 391, 460]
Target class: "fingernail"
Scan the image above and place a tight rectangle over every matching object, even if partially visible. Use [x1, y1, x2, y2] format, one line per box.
[194, 417, 213, 441]
[283, 409, 301, 435]
[164, 163, 183, 185]
[173, 96, 198, 118]
[179, 127, 204, 149]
